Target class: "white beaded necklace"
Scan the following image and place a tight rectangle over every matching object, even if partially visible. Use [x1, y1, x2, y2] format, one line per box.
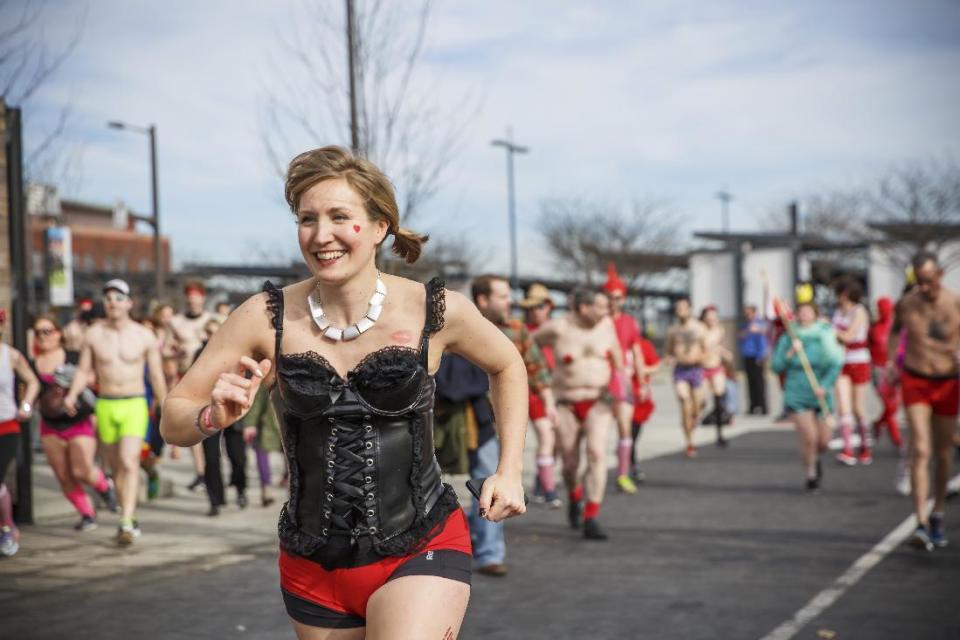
[308, 276, 387, 341]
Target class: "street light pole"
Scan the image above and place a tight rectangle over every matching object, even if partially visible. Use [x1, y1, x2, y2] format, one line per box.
[108, 121, 163, 299]
[715, 188, 733, 232]
[345, 0, 360, 153]
[491, 130, 528, 290]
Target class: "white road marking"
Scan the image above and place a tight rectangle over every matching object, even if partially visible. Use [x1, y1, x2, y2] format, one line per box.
[759, 474, 960, 640]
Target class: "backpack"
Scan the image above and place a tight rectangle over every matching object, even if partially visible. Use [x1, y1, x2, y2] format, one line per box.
[37, 353, 96, 427]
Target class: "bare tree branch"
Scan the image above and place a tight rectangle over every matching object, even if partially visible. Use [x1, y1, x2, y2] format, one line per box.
[261, 0, 474, 225]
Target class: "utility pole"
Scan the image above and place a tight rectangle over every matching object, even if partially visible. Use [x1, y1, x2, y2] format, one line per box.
[491, 130, 528, 290]
[715, 187, 733, 232]
[346, 0, 360, 153]
[107, 121, 164, 299]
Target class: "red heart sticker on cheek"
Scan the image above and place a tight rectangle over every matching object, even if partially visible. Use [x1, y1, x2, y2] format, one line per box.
[353, 225, 361, 233]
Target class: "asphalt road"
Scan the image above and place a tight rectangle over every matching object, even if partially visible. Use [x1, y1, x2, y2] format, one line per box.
[4, 428, 958, 640]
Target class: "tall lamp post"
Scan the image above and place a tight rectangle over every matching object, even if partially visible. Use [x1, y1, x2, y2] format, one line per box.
[491, 130, 528, 290]
[107, 121, 163, 299]
[715, 187, 733, 233]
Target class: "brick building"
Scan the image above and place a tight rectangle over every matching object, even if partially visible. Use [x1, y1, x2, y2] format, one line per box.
[28, 183, 171, 301]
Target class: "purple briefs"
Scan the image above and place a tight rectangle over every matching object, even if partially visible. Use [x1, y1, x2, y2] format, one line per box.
[673, 364, 704, 388]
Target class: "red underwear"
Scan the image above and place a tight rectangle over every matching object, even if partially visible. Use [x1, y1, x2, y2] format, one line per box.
[561, 399, 598, 422]
[279, 508, 472, 627]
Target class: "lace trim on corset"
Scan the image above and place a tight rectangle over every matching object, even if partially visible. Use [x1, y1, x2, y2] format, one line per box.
[350, 346, 419, 390]
[424, 277, 446, 337]
[371, 412, 459, 557]
[263, 281, 283, 332]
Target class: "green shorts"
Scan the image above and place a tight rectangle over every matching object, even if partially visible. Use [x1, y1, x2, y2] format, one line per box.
[95, 396, 149, 445]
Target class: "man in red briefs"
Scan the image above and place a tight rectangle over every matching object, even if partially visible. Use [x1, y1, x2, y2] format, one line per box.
[601, 263, 645, 494]
[535, 287, 624, 540]
[894, 251, 960, 551]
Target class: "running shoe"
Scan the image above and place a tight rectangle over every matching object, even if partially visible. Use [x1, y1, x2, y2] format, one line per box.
[836, 449, 857, 466]
[816, 459, 823, 481]
[583, 518, 609, 541]
[630, 466, 647, 483]
[116, 520, 141, 547]
[716, 437, 729, 448]
[929, 513, 949, 548]
[262, 495, 276, 508]
[805, 478, 820, 494]
[74, 515, 97, 532]
[207, 504, 220, 517]
[532, 476, 545, 504]
[187, 474, 205, 492]
[910, 525, 934, 552]
[568, 499, 583, 530]
[147, 471, 160, 500]
[616, 474, 638, 495]
[96, 477, 119, 513]
[857, 449, 873, 466]
[685, 445, 697, 459]
[0, 526, 18, 557]
[543, 490, 563, 509]
[237, 492, 248, 510]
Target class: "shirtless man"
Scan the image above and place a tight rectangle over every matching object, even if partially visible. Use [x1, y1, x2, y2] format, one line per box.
[665, 298, 708, 458]
[65, 279, 167, 545]
[700, 305, 732, 448]
[168, 282, 212, 489]
[893, 252, 960, 551]
[832, 277, 873, 465]
[536, 288, 624, 540]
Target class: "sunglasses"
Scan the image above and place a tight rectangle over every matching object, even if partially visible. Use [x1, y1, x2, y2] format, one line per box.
[35, 327, 58, 336]
[103, 292, 129, 303]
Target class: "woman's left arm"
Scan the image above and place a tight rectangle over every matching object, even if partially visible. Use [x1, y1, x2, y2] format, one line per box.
[439, 290, 528, 523]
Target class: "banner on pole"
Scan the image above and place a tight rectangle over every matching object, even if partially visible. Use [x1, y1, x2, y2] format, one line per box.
[45, 226, 74, 307]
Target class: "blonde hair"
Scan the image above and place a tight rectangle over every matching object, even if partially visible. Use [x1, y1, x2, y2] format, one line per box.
[284, 146, 428, 263]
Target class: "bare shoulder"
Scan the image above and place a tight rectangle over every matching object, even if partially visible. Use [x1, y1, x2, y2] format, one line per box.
[438, 287, 473, 332]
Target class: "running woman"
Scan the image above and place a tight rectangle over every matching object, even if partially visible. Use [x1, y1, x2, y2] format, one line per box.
[894, 251, 960, 551]
[30, 314, 116, 531]
[700, 305, 732, 447]
[601, 264, 644, 494]
[535, 288, 624, 540]
[832, 277, 873, 465]
[65, 279, 168, 546]
[161, 146, 527, 638]
[0, 309, 40, 557]
[665, 298, 708, 458]
[772, 299, 844, 493]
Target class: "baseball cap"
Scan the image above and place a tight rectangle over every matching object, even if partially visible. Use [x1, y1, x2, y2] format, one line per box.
[103, 279, 131, 296]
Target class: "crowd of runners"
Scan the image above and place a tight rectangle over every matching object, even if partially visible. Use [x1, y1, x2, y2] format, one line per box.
[0, 252, 957, 563]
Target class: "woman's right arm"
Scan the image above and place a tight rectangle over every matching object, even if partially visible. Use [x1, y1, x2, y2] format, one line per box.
[160, 293, 273, 447]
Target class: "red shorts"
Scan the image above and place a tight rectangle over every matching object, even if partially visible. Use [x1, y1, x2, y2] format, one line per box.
[901, 369, 960, 417]
[0, 419, 19, 437]
[529, 392, 547, 421]
[841, 362, 871, 385]
[560, 399, 600, 422]
[280, 508, 472, 627]
[704, 365, 724, 382]
[631, 379, 655, 423]
[39, 417, 96, 440]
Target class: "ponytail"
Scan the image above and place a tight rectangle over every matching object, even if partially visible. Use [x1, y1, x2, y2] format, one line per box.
[391, 227, 429, 264]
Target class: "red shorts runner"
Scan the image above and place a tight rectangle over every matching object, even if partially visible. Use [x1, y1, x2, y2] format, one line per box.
[0, 419, 20, 437]
[279, 508, 472, 627]
[841, 362, 871, 385]
[901, 369, 960, 417]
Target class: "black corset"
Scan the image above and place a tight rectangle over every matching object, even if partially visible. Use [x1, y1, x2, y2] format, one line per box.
[264, 279, 459, 570]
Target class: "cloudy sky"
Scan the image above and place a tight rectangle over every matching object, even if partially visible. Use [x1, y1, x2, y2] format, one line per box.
[19, 0, 960, 275]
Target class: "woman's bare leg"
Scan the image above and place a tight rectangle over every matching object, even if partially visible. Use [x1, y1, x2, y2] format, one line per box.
[365, 576, 470, 640]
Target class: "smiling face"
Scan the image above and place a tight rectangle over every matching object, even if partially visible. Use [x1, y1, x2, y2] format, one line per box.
[33, 318, 62, 354]
[297, 178, 389, 283]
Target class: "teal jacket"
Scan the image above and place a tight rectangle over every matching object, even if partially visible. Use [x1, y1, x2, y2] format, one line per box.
[771, 320, 844, 412]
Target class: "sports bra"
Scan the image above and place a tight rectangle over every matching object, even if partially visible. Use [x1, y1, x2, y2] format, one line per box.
[264, 278, 460, 570]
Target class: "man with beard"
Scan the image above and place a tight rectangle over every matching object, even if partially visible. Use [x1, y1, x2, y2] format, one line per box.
[535, 288, 624, 540]
[894, 252, 960, 551]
